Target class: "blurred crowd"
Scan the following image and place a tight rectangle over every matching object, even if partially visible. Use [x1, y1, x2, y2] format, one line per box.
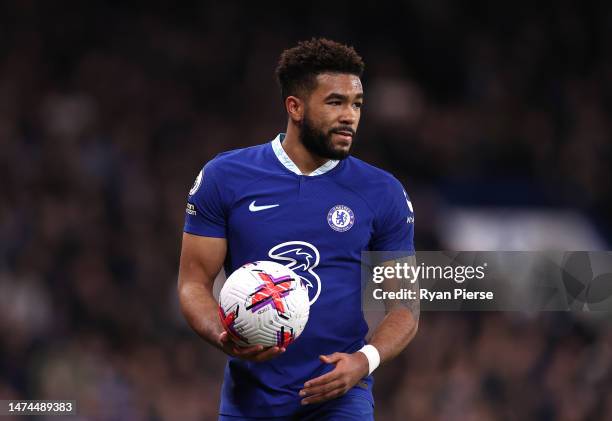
[1, 1, 611, 420]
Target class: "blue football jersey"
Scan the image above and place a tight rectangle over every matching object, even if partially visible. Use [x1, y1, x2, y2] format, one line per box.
[184, 133, 415, 417]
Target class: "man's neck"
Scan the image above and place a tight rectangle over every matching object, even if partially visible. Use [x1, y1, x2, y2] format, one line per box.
[282, 124, 329, 175]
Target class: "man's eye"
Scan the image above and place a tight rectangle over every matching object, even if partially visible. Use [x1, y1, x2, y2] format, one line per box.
[354, 102, 363, 109]
[328, 101, 341, 106]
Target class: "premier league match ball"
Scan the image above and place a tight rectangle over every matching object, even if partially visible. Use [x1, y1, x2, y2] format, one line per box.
[218, 261, 310, 348]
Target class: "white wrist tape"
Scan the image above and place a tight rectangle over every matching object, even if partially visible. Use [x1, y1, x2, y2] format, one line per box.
[358, 344, 380, 375]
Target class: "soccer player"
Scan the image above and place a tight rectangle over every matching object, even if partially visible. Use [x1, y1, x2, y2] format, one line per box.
[178, 38, 419, 420]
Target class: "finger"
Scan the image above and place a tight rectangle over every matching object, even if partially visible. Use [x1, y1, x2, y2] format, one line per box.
[320, 352, 343, 364]
[250, 346, 285, 362]
[301, 387, 345, 405]
[303, 369, 341, 388]
[219, 333, 239, 355]
[299, 380, 342, 397]
[232, 344, 264, 356]
[220, 331, 241, 346]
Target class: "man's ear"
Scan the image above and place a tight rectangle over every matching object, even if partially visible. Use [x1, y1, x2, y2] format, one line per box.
[286, 96, 304, 123]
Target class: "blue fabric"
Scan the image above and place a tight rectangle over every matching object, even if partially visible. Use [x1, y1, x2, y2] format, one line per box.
[184, 135, 414, 417]
[218, 394, 374, 420]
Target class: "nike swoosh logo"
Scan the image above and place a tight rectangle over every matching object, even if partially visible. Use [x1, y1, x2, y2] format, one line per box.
[249, 201, 280, 212]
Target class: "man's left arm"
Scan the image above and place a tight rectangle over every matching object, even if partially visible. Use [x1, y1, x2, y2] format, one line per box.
[367, 255, 420, 362]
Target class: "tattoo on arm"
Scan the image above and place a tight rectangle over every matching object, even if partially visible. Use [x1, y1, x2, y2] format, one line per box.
[381, 255, 420, 322]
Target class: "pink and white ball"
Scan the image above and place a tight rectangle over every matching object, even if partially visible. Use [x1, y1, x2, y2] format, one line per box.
[218, 261, 310, 348]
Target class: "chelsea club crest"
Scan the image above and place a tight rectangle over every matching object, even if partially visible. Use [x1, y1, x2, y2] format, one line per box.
[327, 205, 355, 232]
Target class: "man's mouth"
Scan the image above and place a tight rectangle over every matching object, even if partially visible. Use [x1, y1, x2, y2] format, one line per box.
[332, 130, 354, 142]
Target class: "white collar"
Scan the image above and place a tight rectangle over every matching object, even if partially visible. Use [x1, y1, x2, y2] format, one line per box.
[271, 133, 339, 176]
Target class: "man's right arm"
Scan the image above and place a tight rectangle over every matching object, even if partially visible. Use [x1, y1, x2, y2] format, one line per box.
[177, 232, 285, 361]
[177, 233, 228, 348]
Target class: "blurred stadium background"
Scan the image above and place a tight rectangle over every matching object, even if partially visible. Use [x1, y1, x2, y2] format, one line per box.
[1, 1, 611, 420]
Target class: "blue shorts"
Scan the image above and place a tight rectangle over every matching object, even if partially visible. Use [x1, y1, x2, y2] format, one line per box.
[218, 394, 374, 421]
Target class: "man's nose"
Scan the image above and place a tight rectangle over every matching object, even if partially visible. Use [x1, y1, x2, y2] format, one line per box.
[339, 106, 358, 125]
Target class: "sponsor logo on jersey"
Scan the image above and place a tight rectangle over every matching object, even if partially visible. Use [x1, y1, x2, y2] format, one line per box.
[268, 241, 321, 305]
[186, 203, 197, 215]
[327, 205, 355, 232]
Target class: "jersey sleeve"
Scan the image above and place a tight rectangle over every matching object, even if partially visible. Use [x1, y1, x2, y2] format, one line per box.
[369, 178, 415, 254]
[183, 161, 228, 238]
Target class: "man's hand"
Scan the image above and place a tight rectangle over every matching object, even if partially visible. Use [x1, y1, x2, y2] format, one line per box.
[218, 331, 285, 362]
[299, 352, 369, 405]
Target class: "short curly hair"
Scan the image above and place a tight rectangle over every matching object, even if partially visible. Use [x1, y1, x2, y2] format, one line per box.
[275, 38, 365, 100]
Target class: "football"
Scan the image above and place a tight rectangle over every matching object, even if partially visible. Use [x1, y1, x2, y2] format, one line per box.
[218, 261, 310, 348]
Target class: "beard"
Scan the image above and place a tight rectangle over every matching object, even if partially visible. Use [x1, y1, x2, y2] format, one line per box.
[299, 113, 354, 160]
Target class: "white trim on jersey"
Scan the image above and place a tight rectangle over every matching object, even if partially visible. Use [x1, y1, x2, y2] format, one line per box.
[271, 133, 339, 176]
